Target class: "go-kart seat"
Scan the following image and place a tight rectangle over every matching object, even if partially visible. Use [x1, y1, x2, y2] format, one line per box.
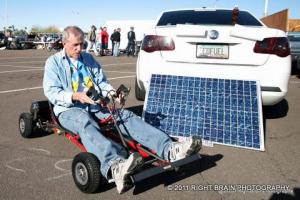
[48, 102, 87, 152]
[48, 102, 77, 136]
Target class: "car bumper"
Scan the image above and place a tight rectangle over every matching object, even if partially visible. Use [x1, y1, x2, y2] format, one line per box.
[137, 56, 291, 106]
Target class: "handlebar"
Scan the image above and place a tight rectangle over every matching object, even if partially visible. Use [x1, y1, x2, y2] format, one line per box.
[86, 84, 131, 108]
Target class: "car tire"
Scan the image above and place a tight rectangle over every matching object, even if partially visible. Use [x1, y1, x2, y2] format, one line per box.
[297, 59, 300, 72]
[19, 113, 34, 138]
[135, 78, 145, 101]
[72, 152, 106, 193]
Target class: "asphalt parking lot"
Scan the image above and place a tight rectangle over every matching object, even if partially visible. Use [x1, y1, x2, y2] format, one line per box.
[0, 50, 299, 200]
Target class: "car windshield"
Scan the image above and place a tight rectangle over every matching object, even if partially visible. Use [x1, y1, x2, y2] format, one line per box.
[288, 33, 300, 41]
[157, 9, 263, 26]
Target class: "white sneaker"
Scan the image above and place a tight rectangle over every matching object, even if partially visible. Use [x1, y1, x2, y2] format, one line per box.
[168, 136, 202, 162]
[111, 152, 143, 194]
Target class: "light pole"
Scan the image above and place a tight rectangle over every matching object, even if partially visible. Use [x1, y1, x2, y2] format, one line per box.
[214, 0, 219, 9]
[264, 0, 269, 17]
[4, 0, 8, 28]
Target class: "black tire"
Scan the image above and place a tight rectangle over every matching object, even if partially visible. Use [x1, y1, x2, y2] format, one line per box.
[19, 113, 34, 138]
[72, 152, 106, 193]
[297, 59, 300, 72]
[46, 44, 52, 52]
[135, 78, 145, 101]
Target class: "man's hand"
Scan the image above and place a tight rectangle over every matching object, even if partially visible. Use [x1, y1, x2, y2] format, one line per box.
[116, 92, 125, 106]
[107, 90, 125, 106]
[72, 92, 96, 105]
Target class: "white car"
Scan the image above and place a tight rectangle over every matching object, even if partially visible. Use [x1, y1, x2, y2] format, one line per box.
[136, 8, 291, 106]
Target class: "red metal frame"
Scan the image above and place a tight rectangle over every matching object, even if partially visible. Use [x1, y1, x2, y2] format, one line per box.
[66, 133, 87, 152]
[53, 116, 155, 159]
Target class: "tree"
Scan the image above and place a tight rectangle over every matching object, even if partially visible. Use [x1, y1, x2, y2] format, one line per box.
[30, 25, 60, 33]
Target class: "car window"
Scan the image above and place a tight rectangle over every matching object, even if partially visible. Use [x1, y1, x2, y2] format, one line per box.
[157, 9, 263, 26]
[288, 34, 300, 42]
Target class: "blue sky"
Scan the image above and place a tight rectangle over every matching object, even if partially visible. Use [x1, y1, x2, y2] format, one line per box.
[0, 0, 299, 31]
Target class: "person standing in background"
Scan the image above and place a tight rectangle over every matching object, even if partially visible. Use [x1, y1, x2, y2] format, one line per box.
[101, 27, 109, 56]
[113, 28, 121, 57]
[96, 27, 103, 55]
[126, 27, 136, 56]
[110, 29, 117, 56]
[86, 25, 99, 56]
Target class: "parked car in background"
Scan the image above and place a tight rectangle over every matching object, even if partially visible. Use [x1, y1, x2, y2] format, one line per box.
[46, 33, 60, 42]
[136, 8, 291, 106]
[0, 32, 5, 48]
[287, 32, 300, 71]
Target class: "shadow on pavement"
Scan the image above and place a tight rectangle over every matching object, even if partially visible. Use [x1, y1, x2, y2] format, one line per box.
[27, 129, 52, 138]
[269, 187, 300, 200]
[133, 154, 223, 195]
[262, 99, 289, 137]
[127, 105, 144, 117]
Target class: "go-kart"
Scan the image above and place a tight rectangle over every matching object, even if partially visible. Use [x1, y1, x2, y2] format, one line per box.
[18, 85, 201, 193]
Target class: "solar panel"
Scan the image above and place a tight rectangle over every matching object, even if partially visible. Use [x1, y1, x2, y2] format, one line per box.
[143, 74, 265, 151]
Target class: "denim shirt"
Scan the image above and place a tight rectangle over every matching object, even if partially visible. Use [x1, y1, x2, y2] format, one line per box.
[43, 49, 113, 116]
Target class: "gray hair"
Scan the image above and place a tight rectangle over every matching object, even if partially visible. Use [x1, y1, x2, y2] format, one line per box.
[62, 26, 84, 42]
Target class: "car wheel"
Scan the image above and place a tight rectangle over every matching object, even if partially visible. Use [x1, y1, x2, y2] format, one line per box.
[135, 78, 145, 101]
[297, 59, 300, 72]
[72, 152, 106, 193]
[19, 113, 34, 138]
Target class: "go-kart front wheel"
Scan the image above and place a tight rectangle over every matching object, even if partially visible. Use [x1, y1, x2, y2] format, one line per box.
[19, 112, 34, 138]
[72, 152, 106, 193]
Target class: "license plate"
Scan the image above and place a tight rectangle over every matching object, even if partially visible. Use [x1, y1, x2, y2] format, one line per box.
[196, 44, 229, 59]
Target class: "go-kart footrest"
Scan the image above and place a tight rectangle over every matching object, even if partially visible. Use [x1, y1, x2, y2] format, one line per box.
[130, 154, 201, 183]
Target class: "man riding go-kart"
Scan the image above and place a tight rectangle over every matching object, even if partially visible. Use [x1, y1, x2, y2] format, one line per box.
[19, 26, 202, 194]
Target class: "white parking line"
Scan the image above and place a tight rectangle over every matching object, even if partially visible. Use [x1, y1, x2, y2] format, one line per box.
[0, 64, 42, 69]
[0, 75, 135, 94]
[102, 62, 135, 66]
[0, 61, 135, 66]
[0, 63, 135, 75]
[0, 69, 43, 74]
[106, 70, 135, 74]
[0, 69, 134, 74]
[0, 62, 134, 68]
[290, 81, 300, 84]
[0, 56, 49, 60]
[109, 75, 135, 80]
[0, 86, 43, 94]
[0, 60, 45, 64]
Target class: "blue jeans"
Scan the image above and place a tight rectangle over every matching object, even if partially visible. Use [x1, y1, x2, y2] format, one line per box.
[127, 41, 135, 56]
[58, 107, 172, 179]
[86, 41, 99, 55]
[113, 42, 120, 56]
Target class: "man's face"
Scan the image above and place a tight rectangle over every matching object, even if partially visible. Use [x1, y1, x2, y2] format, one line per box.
[63, 32, 84, 60]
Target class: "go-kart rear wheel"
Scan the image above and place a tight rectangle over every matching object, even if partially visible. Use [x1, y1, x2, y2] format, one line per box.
[19, 113, 33, 138]
[72, 152, 106, 193]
